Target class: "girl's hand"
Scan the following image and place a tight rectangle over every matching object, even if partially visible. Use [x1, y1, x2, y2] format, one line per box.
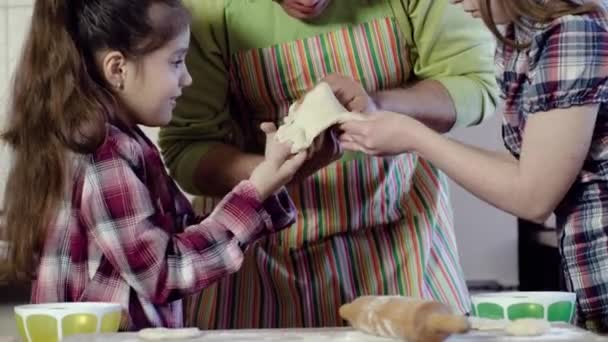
[249, 123, 307, 200]
[323, 73, 378, 113]
[339, 111, 424, 156]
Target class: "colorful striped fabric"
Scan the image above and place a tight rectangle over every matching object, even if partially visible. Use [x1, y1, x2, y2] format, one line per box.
[186, 17, 470, 328]
[230, 17, 408, 123]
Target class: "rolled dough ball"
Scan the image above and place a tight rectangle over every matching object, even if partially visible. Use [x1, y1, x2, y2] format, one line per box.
[276, 82, 364, 153]
[504, 318, 551, 336]
[468, 317, 507, 331]
[137, 327, 201, 340]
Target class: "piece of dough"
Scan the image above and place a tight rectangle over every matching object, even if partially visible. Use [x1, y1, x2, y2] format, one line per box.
[468, 317, 508, 331]
[276, 82, 364, 153]
[339, 296, 470, 342]
[504, 318, 551, 336]
[137, 327, 201, 340]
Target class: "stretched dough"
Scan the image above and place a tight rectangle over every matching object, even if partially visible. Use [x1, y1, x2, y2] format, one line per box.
[137, 327, 201, 340]
[276, 82, 364, 153]
[504, 318, 551, 336]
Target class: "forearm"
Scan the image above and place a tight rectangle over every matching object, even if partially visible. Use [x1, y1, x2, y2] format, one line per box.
[128, 181, 281, 303]
[410, 123, 551, 223]
[372, 79, 457, 133]
[194, 144, 264, 197]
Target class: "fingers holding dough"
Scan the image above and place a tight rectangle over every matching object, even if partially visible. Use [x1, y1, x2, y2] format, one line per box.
[276, 82, 364, 153]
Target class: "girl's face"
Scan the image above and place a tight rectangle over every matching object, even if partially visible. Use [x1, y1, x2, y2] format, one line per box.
[100, 28, 192, 127]
[123, 28, 192, 127]
[279, 0, 332, 19]
[451, 0, 513, 25]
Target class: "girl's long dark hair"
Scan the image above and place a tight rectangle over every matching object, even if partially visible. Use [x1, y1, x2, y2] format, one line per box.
[1, 0, 190, 280]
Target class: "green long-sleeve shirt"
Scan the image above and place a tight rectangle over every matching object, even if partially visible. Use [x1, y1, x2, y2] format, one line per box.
[160, 0, 497, 194]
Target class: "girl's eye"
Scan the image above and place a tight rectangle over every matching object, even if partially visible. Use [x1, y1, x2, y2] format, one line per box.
[172, 60, 184, 67]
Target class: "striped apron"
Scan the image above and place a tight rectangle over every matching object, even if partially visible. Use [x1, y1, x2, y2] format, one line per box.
[186, 16, 470, 329]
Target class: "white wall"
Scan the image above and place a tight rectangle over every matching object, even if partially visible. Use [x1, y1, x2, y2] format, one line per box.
[0, 2, 518, 286]
[450, 119, 518, 287]
[1, 0, 34, 211]
[0, 1, 8, 212]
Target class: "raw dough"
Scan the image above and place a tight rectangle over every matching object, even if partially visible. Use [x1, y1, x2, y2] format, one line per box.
[468, 317, 508, 331]
[276, 82, 364, 153]
[504, 318, 551, 336]
[137, 327, 201, 340]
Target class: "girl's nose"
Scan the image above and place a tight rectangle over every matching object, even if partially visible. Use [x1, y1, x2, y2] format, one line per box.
[182, 69, 193, 87]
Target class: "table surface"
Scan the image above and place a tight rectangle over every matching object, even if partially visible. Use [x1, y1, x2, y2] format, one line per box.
[60, 325, 607, 342]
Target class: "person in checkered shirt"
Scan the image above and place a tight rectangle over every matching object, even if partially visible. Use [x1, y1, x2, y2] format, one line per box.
[339, 0, 608, 333]
[0, 0, 321, 330]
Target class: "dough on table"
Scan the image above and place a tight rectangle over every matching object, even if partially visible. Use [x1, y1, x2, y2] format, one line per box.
[468, 317, 508, 331]
[469, 317, 551, 336]
[276, 81, 365, 153]
[504, 318, 551, 336]
[137, 327, 201, 340]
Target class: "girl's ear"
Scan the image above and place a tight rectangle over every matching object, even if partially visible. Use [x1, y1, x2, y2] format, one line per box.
[100, 51, 128, 91]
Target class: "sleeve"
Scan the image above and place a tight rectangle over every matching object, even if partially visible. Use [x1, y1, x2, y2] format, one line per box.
[80, 150, 295, 304]
[524, 15, 608, 114]
[404, 0, 499, 127]
[159, 0, 242, 195]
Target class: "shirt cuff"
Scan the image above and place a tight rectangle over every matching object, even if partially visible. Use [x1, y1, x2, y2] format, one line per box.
[435, 75, 496, 128]
[210, 181, 295, 245]
[261, 187, 297, 232]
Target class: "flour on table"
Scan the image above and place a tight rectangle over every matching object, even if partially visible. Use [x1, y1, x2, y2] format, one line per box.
[137, 327, 201, 340]
[276, 82, 365, 153]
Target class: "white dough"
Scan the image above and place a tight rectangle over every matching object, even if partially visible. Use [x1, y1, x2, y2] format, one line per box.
[504, 318, 551, 336]
[468, 317, 507, 331]
[137, 327, 201, 340]
[276, 82, 365, 153]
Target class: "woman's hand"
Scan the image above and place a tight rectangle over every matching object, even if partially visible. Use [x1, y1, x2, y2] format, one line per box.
[249, 123, 307, 200]
[339, 111, 424, 156]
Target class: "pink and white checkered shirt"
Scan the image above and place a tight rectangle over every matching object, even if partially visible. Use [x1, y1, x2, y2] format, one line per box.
[31, 122, 296, 330]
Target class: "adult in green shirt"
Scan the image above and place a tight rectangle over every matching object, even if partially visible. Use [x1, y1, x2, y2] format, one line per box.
[160, 0, 497, 329]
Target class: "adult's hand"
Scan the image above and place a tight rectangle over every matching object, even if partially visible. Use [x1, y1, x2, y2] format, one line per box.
[290, 127, 343, 184]
[322, 73, 378, 113]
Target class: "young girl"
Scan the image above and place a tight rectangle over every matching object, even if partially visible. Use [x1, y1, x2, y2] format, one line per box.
[1, 0, 307, 330]
[339, 0, 608, 333]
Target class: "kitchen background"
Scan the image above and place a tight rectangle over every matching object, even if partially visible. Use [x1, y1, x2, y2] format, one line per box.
[0, 0, 521, 336]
